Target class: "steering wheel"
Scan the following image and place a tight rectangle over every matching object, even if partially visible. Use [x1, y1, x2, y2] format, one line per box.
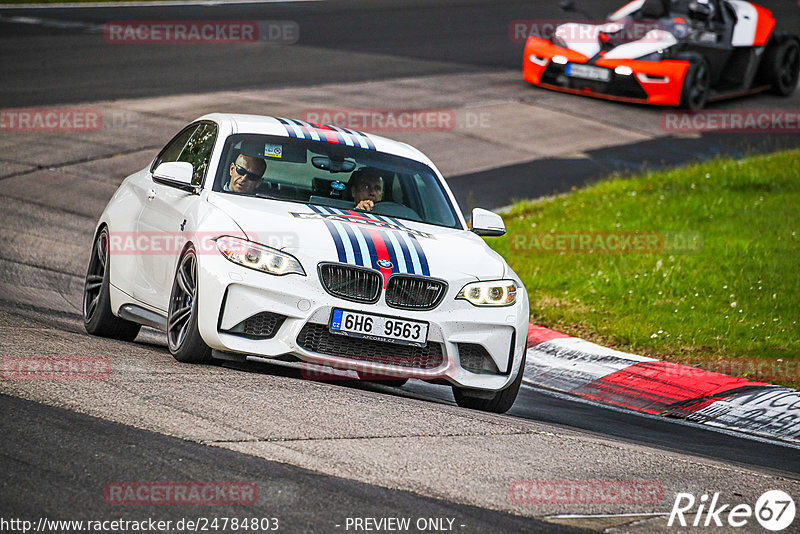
[371, 202, 422, 221]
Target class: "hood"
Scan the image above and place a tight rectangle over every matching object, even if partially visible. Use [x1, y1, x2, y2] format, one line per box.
[555, 22, 677, 60]
[604, 29, 677, 59]
[206, 193, 507, 281]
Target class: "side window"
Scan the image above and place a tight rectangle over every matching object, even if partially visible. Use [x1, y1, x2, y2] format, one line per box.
[152, 125, 198, 171]
[178, 122, 218, 186]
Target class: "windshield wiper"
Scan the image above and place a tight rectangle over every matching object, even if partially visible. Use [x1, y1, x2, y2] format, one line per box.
[254, 192, 282, 201]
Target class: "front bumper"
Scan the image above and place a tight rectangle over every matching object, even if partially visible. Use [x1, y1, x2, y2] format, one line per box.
[196, 253, 529, 391]
[523, 37, 689, 107]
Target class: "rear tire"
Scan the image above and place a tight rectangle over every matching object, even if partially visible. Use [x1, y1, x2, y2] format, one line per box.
[83, 227, 141, 341]
[452, 352, 525, 414]
[167, 247, 212, 364]
[679, 57, 711, 110]
[761, 38, 800, 96]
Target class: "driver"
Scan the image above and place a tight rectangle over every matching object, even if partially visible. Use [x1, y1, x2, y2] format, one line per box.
[225, 154, 266, 194]
[348, 167, 384, 212]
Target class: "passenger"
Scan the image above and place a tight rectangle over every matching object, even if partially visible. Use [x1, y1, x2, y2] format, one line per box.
[225, 154, 266, 194]
[348, 167, 384, 212]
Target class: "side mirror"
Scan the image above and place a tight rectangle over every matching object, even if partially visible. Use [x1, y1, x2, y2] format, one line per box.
[471, 208, 506, 237]
[152, 161, 196, 192]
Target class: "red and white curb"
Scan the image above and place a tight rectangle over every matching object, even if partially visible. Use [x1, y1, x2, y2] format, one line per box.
[524, 325, 800, 443]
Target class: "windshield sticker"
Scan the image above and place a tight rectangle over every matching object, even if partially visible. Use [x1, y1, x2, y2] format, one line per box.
[264, 143, 283, 158]
[294, 206, 431, 277]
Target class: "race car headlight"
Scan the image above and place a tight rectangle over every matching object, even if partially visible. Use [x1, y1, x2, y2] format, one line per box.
[215, 236, 305, 276]
[457, 280, 517, 307]
[529, 53, 549, 66]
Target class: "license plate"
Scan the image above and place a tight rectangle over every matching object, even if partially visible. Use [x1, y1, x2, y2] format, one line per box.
[566, 63, 611, 82]
[329, 309, 428, 347]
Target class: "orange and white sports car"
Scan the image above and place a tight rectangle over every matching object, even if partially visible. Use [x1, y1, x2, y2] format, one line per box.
[523, 0, 799, 109]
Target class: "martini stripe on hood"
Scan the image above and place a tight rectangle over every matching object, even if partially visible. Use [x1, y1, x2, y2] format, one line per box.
[308, 205, 429, 276]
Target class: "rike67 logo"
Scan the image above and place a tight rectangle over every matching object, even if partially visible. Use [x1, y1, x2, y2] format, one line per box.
[668, 490, 795, 531]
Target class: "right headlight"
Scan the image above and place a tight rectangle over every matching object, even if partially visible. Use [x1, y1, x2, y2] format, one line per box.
[215, 236, 305, 276]
[456, 280, 518, 307]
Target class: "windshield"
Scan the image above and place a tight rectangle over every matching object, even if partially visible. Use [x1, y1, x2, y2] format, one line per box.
[213, 134, 462, 229]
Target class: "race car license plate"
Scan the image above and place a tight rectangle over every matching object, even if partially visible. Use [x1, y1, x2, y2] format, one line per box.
[329, 309, 428, 347]
[566, 63, 611, 82]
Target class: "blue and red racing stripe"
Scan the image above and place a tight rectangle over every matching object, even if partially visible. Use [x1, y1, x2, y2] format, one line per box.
[307, 205, 430, 283]
[276, 118, 376, 150]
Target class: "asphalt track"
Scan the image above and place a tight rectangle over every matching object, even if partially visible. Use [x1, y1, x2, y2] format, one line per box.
[1, 1, 800, 532]
[0, 394, 574, 534]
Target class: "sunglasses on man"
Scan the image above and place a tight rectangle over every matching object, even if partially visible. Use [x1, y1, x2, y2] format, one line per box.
[234, 164, 262, 182]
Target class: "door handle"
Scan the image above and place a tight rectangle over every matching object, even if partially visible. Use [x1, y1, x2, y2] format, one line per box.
[147, 189, 156, 201]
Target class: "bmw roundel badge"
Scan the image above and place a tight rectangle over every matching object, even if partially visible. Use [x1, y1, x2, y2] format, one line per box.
[377, 259, 393, 269]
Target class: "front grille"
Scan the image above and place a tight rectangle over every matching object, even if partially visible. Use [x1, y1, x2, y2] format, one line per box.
[297, 323, 444, 369]
[385, 275, 447, 310]
[225, 312, 286, 339]
[541, 62, 648, 100]
[319, 263, 381, 303]
[457, 343, 500, 374]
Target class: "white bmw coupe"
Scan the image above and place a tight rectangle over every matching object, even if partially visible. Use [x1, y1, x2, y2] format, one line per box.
[83, 114, 529, 412]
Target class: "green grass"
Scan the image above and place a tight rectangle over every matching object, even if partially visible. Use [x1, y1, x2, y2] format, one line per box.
[491, 149, 800, 387]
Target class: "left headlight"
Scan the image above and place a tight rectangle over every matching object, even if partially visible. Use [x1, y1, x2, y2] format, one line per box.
[457, 280, 517, 307]
[215, 236, 305, 276]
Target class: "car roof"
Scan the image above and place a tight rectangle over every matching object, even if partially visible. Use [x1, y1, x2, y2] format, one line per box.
[194, 113, 438, 172]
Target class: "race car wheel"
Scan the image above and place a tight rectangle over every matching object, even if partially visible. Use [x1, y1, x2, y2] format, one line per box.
[83, 227, 141, 341]
[763, 38, 800, 97]
[167, 247, 212, 363]
[679, 58, 711, 110]
[452, 352, 525, 414]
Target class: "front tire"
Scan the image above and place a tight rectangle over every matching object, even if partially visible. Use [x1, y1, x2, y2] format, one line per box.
[83, 227, 141, 341]
[452, 352, 525, 414]
[167, 247, 212, 364]
[679, 58, 711, 110]
[761, 38, 800, 97]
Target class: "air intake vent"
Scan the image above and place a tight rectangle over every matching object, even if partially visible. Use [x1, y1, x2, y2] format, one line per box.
[386, 275, 447, 310]
[297, 323, 444, 369]
[319, 263, 382, 303]
[224, 312, 286, 339]
[457, 343, 500, 375]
